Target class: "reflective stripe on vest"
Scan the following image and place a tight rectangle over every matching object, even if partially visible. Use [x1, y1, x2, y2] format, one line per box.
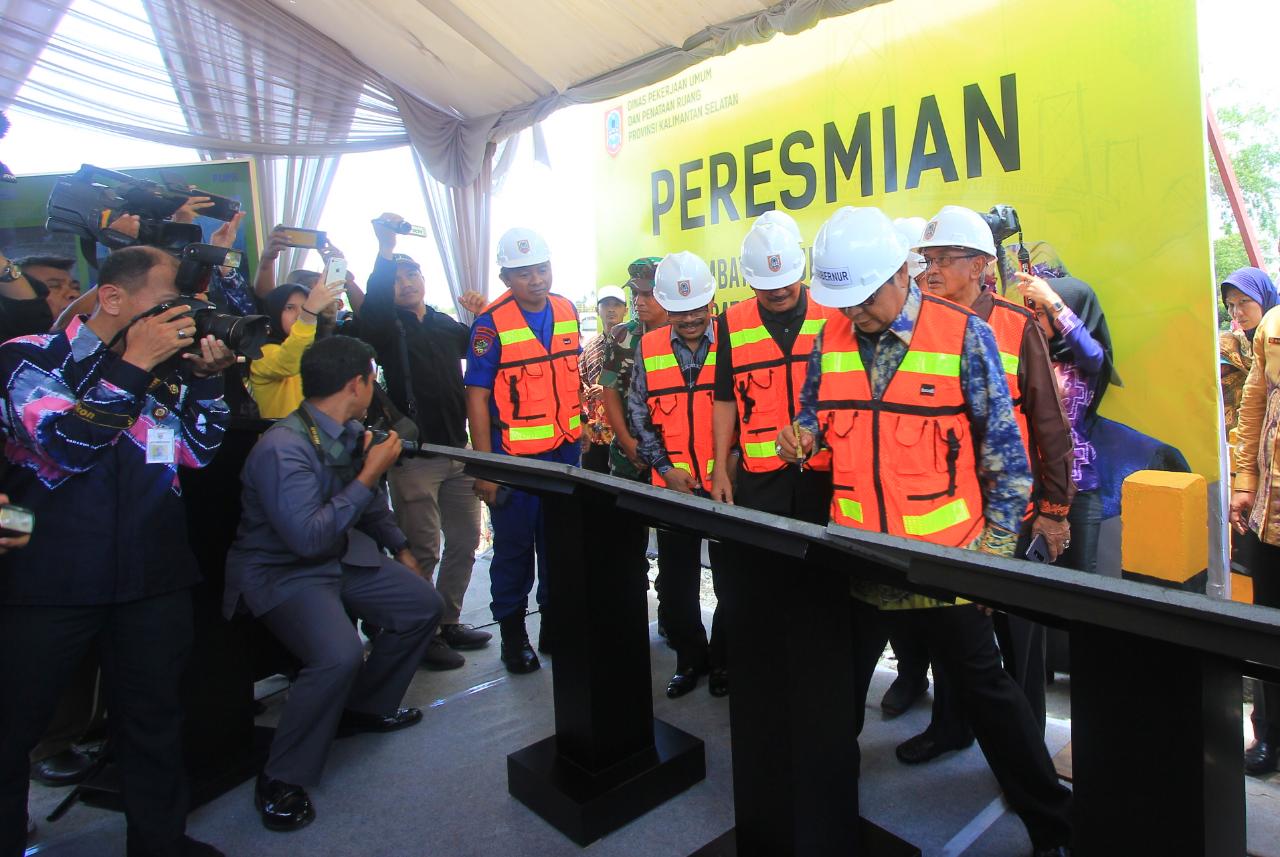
[816, 294, 985, 548]
[642, 327, 718, 491]
[487, 290, 582, 455]
[725, 295, 834, 473]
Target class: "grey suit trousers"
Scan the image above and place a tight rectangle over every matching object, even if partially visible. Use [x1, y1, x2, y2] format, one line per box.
[260, 557, 442, 785]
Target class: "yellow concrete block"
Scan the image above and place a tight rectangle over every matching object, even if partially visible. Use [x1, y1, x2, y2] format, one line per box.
[1231, 572, 1254, 604]
[1121, 470, 1207, 583]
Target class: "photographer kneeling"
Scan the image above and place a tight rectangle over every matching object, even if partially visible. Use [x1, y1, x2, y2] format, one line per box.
[0, 245, 234, 857]
[224, 335, 442, 833]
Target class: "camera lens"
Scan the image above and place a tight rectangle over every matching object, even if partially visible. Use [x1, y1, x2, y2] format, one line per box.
[191, 309, 269, 360]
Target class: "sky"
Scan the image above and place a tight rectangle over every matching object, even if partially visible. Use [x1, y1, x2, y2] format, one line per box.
[3, 0, 1277, 307]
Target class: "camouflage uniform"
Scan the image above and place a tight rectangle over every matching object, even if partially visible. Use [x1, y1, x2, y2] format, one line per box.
[599, 318, 649, 480]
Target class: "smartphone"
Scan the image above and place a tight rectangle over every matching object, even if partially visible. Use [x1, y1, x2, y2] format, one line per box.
[0, 503, 35, 538]
[1024, 533, 1050, 563]
[323, 256, 347, 286]
[278, 226, 327, 249]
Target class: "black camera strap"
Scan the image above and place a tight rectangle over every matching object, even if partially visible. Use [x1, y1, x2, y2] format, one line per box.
[393, 316, 419, 419]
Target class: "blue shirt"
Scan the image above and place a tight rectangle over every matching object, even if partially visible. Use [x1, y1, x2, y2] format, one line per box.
[627, 322, 716, 476]
[223, 401, 409, 618]
[796, 284, 1031, 533]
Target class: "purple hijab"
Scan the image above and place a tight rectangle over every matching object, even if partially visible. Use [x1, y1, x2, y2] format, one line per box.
[1221, 266, 1278, 316]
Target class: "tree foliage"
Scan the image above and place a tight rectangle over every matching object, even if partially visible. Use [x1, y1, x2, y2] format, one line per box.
[1208, 88, 1280, 325]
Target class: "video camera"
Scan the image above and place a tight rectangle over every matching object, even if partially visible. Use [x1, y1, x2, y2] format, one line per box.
[980, 204, 1030, 293]
[45, 164, 241, 254]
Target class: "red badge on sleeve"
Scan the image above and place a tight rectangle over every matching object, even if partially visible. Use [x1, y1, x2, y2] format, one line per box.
[472, 325, 497, 357]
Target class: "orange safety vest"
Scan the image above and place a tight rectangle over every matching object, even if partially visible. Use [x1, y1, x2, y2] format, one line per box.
[641, 327, 718, 492]
[487, 289, 582, 455]
[816, 294, 984, 548]
[725, 293, 835, 473]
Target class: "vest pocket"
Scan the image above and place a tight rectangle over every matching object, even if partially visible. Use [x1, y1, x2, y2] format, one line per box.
[737, 369, 778, 426]
[512, 364, 550, 420]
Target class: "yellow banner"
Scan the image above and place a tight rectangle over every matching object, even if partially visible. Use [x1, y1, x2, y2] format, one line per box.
[595, 0, 1216, 479]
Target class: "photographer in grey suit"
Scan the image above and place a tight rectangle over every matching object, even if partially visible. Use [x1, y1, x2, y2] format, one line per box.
[224, 336, 442, 832]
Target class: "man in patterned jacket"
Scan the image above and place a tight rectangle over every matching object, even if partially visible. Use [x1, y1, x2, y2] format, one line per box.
[0, 246, 235, 857]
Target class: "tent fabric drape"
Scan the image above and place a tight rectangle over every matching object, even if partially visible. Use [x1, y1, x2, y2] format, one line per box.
[143, 0, 354, 275]
[413, 146, 492, 325]
[0, 0, 73, 108]
[3, 0, 408, 156]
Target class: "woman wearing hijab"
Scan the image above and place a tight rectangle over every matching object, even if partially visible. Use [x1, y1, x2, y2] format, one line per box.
[1015, 262, 1122, 574]
[250, 278, 344, 418]
[1227, 267, 1280, 777]
[1221, 268, 1279, 431]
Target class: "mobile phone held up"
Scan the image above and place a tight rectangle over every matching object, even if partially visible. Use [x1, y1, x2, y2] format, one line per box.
[323, 256, 347, 286]
[278, 226, 327, 249]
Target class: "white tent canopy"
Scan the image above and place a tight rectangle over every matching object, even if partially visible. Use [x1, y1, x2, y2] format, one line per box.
[2, 0, 885, 312]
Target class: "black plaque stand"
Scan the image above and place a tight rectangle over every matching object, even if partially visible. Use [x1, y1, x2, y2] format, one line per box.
[1071, 624, 1244, 855]
[506, 482, 705, 846]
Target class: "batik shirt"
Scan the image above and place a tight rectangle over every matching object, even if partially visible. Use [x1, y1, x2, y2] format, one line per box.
[795, 285, 1030, 608]
[0, 315, 229, 605]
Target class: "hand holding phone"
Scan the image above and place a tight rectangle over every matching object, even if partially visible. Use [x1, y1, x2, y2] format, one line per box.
[278, 227, 327, 250]
[1024, 533, 1050, 563]
[323, 256, 348, 287]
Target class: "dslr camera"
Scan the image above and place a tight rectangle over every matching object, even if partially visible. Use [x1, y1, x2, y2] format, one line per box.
[45, 164, 241, 254]
[134, 243, 269, 360]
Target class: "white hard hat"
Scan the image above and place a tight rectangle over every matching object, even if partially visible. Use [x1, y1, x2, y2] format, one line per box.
[496, 227, 551, 268]
[740, 221, 806, 290]
[755, 209, 803, 244]
[596, 285, 626, 305]
[810, 207, 910, 309]
[894, 217, 929, 279]
[915, 206, 997, 258]
[654, 251, 716, 313]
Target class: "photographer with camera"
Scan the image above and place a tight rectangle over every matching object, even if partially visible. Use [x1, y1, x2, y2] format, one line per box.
[358, 212, 490, 670]
[224, 335, 442, 832]
[0, 245, 235, 857]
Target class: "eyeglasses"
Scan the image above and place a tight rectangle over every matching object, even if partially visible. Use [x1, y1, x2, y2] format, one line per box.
[919, 253, 980, 271]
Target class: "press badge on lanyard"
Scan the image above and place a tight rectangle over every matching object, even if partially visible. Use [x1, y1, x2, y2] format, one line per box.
[146, 426, 176, 465]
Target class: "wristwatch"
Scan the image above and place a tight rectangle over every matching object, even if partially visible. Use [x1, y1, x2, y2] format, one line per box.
[1050, 299, 1065, 314]
[0, 260, 21, 283]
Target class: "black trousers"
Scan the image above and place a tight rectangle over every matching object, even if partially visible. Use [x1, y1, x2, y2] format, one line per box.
[655, 528, 727, 670]
[851, 601, 1072, 850]
[582, 442, 610, 475]
[0, 590, 194, 857]
[1240, 533, 1280, 744]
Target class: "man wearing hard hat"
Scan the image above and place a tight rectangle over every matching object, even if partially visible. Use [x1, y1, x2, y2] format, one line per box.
[892, 206, 1076, 764]
[464, 227, 581, 675]
[777, 206, 1072, 857]
[710, 214, 837, 525]
[626, 251, 729, 698]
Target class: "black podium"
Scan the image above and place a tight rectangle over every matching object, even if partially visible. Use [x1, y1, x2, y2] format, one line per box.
[433, 444, 1280, 857]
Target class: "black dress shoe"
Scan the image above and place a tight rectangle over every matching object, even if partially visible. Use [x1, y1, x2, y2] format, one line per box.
[255, 773, 314, 832]
[667, 662, 707, 698]
[421, 635, 465, 671]
[439, 623, 492, 650]
[708, 667, 729, 697]
[337, 707, 423, 737]
[30, 747, 95, 786]
[880, 674, 929, 718]
[1246, 740, 1279, 776]
[895, 730, 975, 765]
